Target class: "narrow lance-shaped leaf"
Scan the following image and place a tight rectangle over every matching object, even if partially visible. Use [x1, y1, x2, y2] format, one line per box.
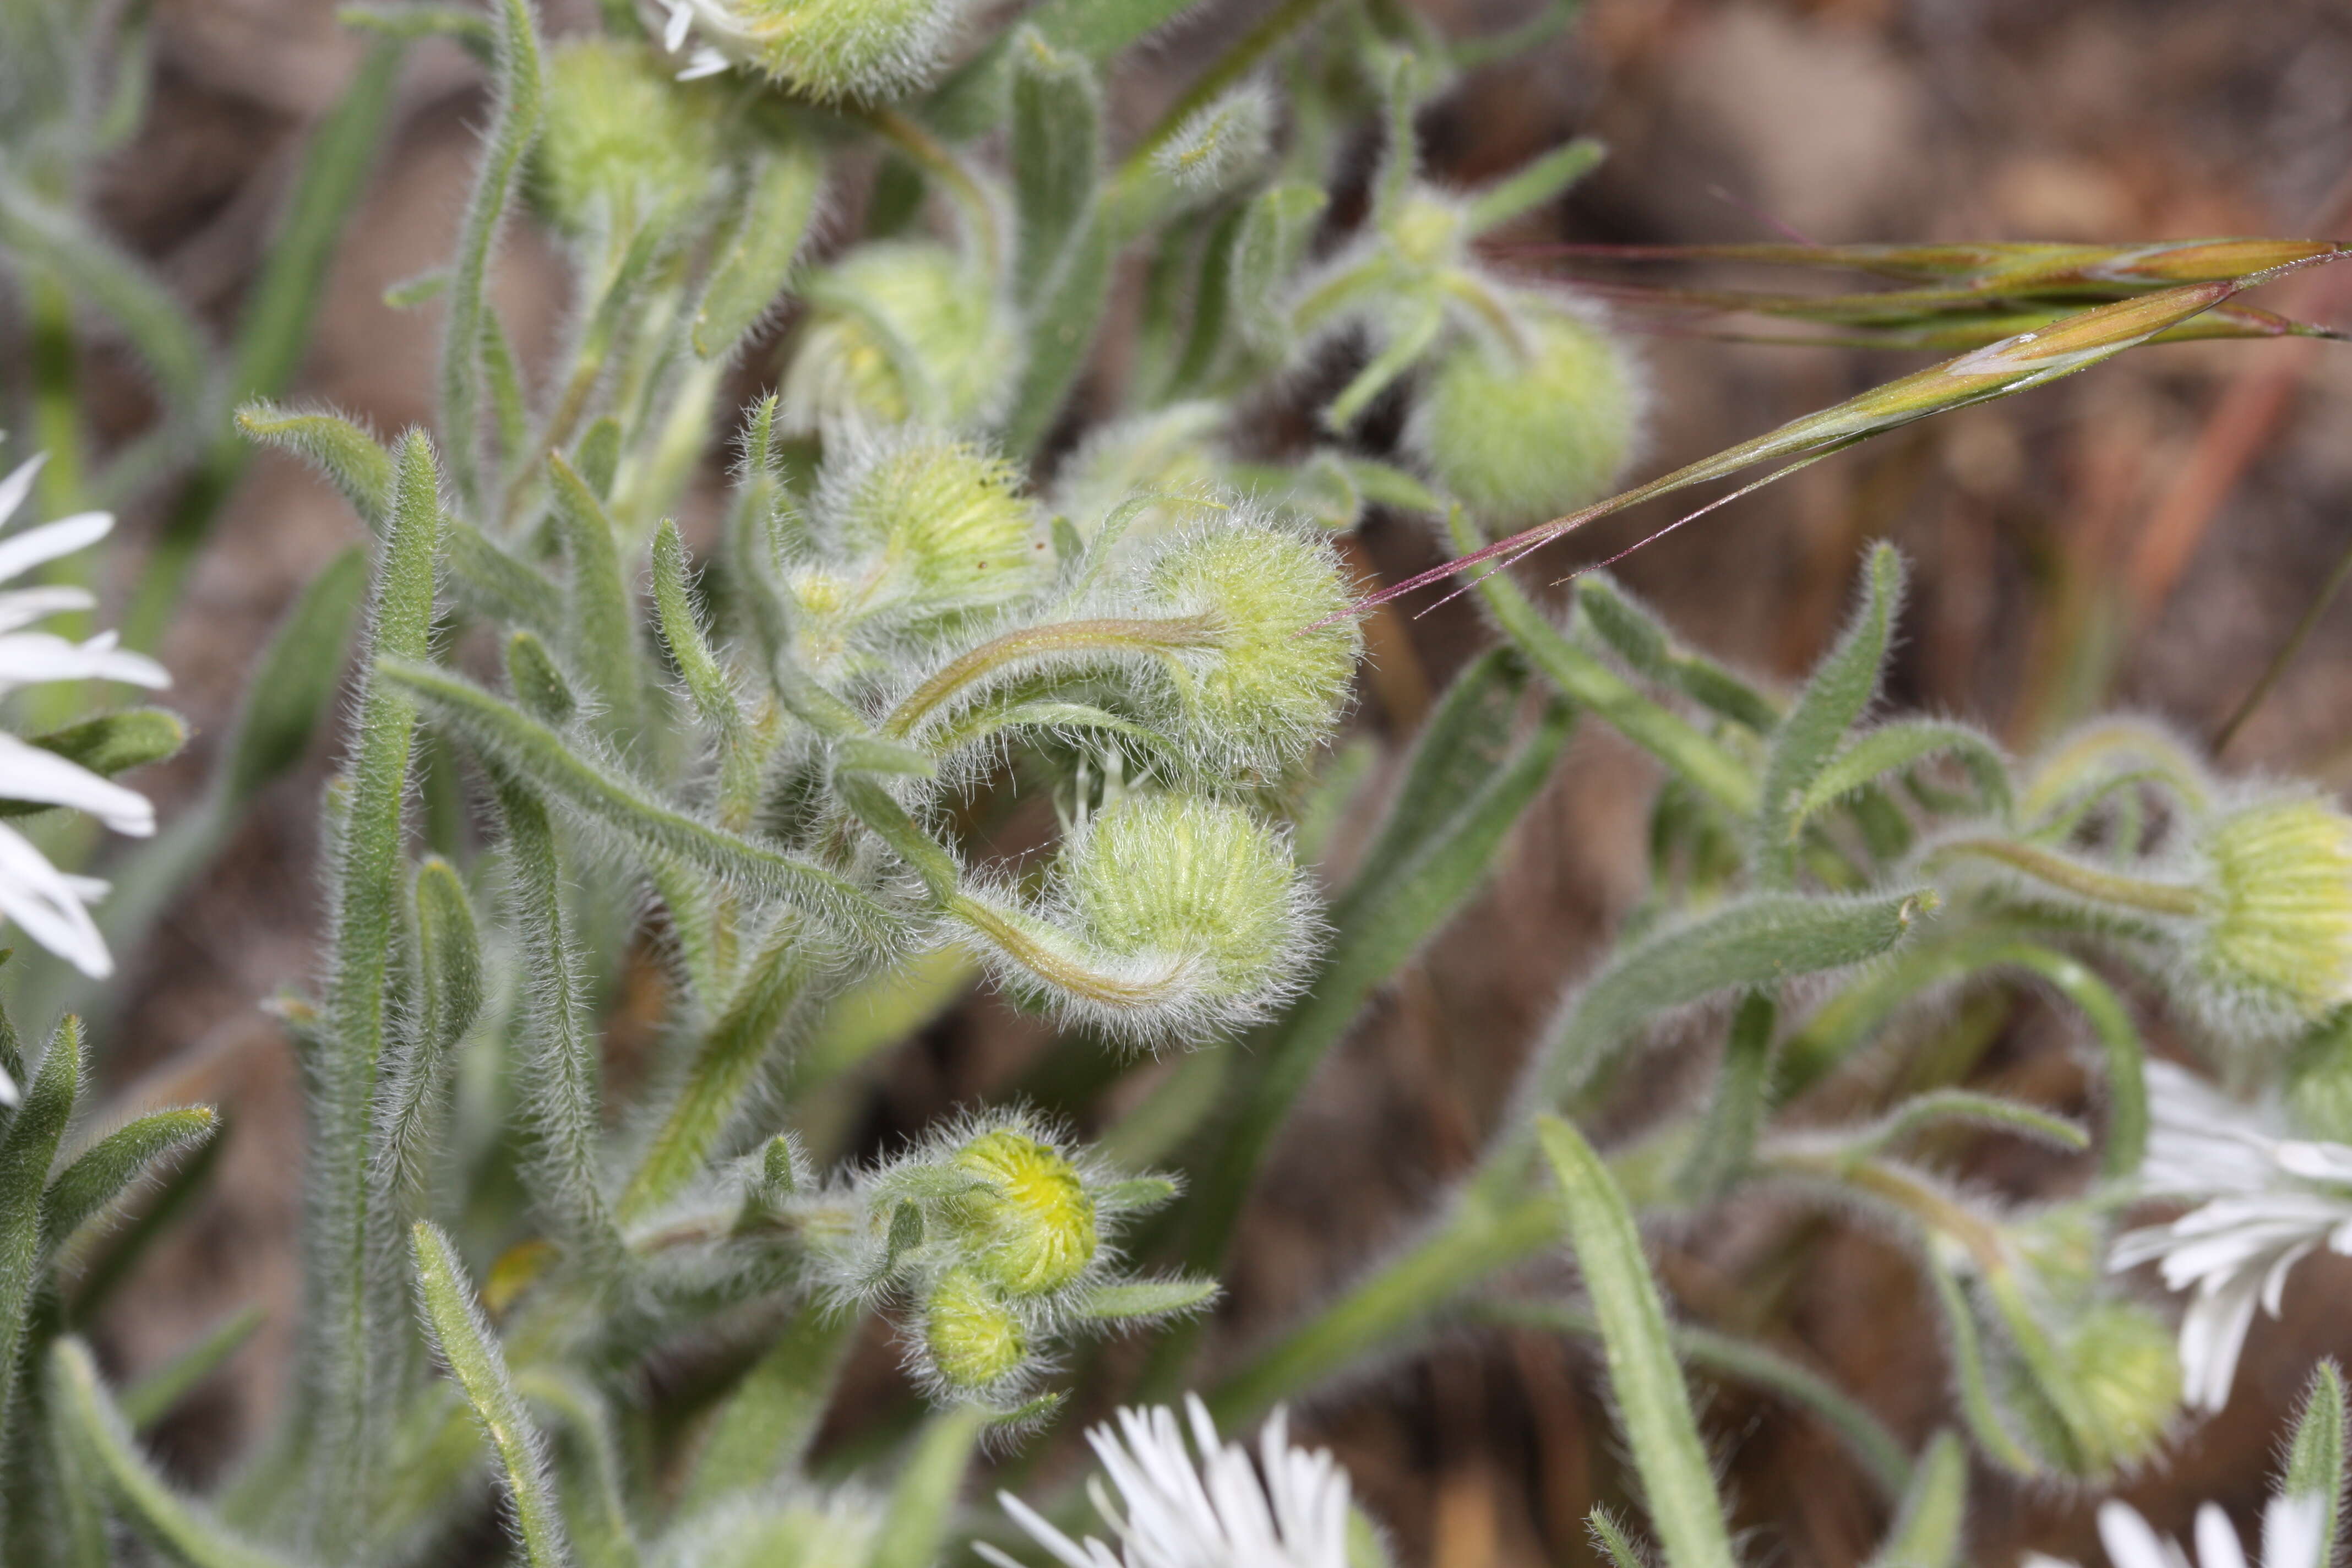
[0, 1019, 81, 1457]
[868, 1406, 988, 1568]
[1008, 30, 1099, 305]
[307, 429, 442, 1538]
[1863, 1430, 1968, 1568]
[1351, 273, 2329, 617]
[409, 1222, 570, 1568]
[1575, 575, 1782, 735]
[693, 140, 824, 360]
[1465, 137, 1605, 235]
[651, 521, 759, 826]
[1754, 544, 1902, 888]
[1676, 992, 1775, 1201]
[1796, 719, 2011, 830]
[374, 857, 483, 1226]
[1074, 1276, 1219, 1321]
[1004, 214, 1113, 456]
[43, 1106, 216, 1254]
[2285, 1360, 2346, 1568]
[1538, 1115, 1738, 1568]
[440, 0, 543, 506]
[0, 710, 188, 819]
[1527, 887, 1931, 1126]
[381, 658, 899, 945]
[489, 767, 619, 1271]
[679, 1308, 858, 1512]
[546, 453, 643, 731]
[51, 1339, 304, 1568]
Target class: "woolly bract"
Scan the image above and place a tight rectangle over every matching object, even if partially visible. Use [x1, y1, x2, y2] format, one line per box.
[1405, 290, 1643, 531]
[780, 242, 1021, 435]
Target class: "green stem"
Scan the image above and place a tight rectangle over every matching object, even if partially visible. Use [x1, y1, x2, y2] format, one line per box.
[880, 615, 1217, 738]
[852, 106, 1004, 276]
[1205, 1187, 1560, 1427]
[1926, 836, 2201, 916]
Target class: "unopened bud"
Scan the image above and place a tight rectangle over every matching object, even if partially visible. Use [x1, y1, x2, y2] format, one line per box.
[922, 1266, 1027, 1392]
[781, 242, 1020, 434]
[1405, 291, 1642, 530]
[1064, 793, 1306, 1013]
[947, 1129, 1098, 1296]
[2007, 1298, 2181, 1479]
[662, 0, 969, 102]
[1144, 517, 1359, 772]
[807, 430, 1047, 627]
[535, 39, 722, 236]
[2193, 796, 2352, 1024]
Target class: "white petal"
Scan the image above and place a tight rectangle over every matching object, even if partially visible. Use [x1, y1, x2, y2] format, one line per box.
[2197, 1503, 2250, 1568]
[0, 732, 155, 835]
[2262, 1494, 2328, 1568]
[0, 1058, 18, 1107]
[2277, 1141, 2352, 1185]
[2180, 1270, 2266, 1413]
[0, 630, 171, 693]
[0, 820, 112, 977]
[997, 1492, 1106, 1568]
[0, 585, 95, 635]
[678, 50, 731, 79]
[0, 509, 112, 587]
[663, 1, 692, 51]
[2101, 1502, 2183, 1568]
[0, 454, 46, 532]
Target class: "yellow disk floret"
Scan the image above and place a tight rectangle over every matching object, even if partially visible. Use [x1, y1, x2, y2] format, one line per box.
[948, 1130, 1098, 1297]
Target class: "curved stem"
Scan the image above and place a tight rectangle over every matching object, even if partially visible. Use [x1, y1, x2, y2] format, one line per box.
[945, 895, 1191, 1009]
[881, 615, 1217, 739]
[2017, 719, 2212, 821]
[1927, 836, 2202, 916]
[852, 106, 1004, 276]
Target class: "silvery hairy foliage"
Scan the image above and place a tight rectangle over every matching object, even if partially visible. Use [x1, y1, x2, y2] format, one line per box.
[4, 0, 2352, 1564]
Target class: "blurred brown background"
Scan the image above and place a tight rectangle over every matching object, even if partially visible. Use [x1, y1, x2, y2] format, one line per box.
[47, 0, 2352, 1562]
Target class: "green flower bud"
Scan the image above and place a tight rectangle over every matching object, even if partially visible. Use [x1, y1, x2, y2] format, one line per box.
[1383, 189, 1469, 272]
[534, 39, 723, 237]
[1063, 792, 1308, 1014]
[801, 431, 1047, 630]
[946, 1129, 1098, 1296]
[780, 242, 1021, 434]
[1050, 403, 1228, 559]
[662, 0, 968, 102]
[1404, 291, 1643, 530]
[2286, 1006, 2352, 1142]
[2194, 796, 2352, 1023]
[2003, 1298, 2181, 1479]
[922, 1267, 1027, 1392]
[1144, 517, 1359, 772]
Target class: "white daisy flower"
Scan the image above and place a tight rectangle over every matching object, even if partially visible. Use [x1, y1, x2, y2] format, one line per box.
[0, 451, 171, 1019]
[977, 1394, 1356, 1568]
[2022, 1496, 2327, 1568]
[2108, 1061, 2352, 1412]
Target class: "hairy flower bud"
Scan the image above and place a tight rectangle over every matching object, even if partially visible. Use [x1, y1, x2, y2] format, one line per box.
[534, 39, 722, 237]
[2005, 1298, 2181, 1479]
[1404, 291, 1643, 530]
[946, 1129, 1098, 1296]
[796, 430, 1047, 639]
[780, 242, 1020, 434]
[2192, 796, 2352, 1024]
[922, 1266, 1027, 1393]
[2286, 1008, 2352, 1144]
[662, 0, 969, 102]
[1064, 793, 1308, 1011]
[1144, 518, 1359, 772]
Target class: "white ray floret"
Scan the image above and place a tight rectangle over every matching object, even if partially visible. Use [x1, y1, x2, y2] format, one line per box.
[978, 1394, 1355, 1568]
[2108, 1060, 2352, 1412]
[2024, 1497, 2326, 1568]
[0, 451, 175, 1027]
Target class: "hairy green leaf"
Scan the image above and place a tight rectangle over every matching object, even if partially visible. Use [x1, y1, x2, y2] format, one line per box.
[43, 1106, 216, 1254]
[1864, 1430, 1967, 1568]
[695, 141, 825, 360]
[410, 1222, 569, 1568]
[1754, 544, 1902, 885]
[1009, 30, 1101, 306]
[1539, 1115, 1736, 1568]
